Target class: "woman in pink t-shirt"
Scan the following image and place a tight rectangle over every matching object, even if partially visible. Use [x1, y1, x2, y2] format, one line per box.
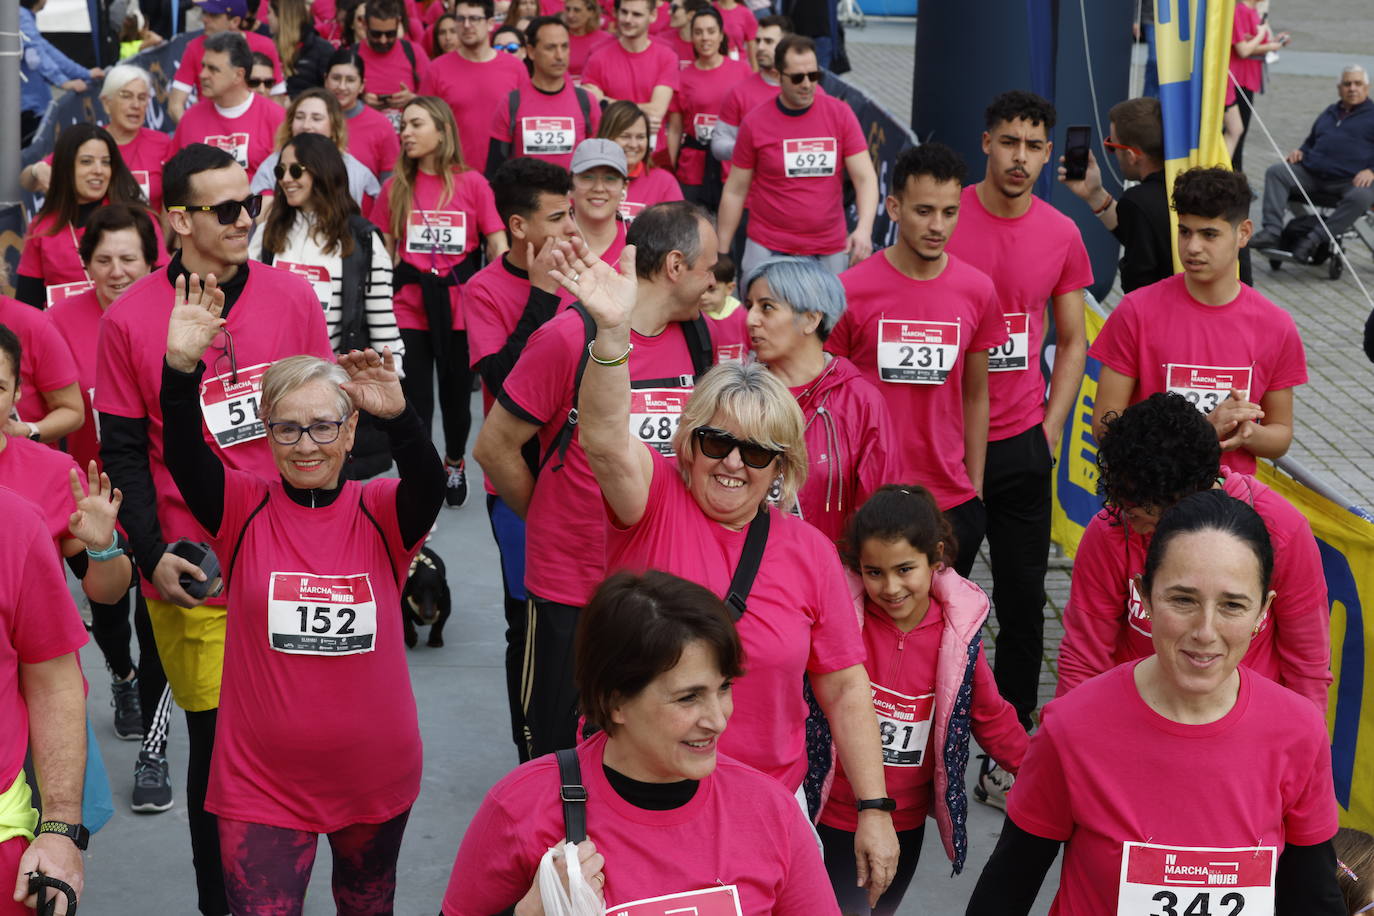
[966, 489, 1343, 915]
[1222, 0, 1287, 168]
[558, 239, 903, 907]
[160, 294, 445, 913]
[443, 569, 837, 915]
[667, 7, 750, 210]
[325, 48, 403, 181]
[598, 101, 684, 222]
[564, 0, 613, 78]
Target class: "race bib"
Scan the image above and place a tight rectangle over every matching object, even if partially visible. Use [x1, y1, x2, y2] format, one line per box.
[988, 312, 1029, 373]
[46, 280, 95, 307]
[132, 169, 151, 203]
[618, 200, 646, 223]
[267, 572, 378, 655]
[1118, 842, 1276, 916]
[204, 132, 250, 168]
[783, 137, 837, 177]
[629, 387, 690, 455]
[200, 361, 269, 447]
[1165, 364, 1253, 416]
[877, 319, 959, 385]
[714, 342, 746, 363]
[872, 683, 935, 768]
[276, 260, 332, 307]
[608, 886, 743, 916]
[1127, 576, 1150, 636]
[693, 113, 719, 144]
[521, 116, 575, 154]
[406, 211, 467, 256]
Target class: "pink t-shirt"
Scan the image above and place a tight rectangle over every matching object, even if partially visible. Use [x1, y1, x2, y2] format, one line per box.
[44, 288, 104, 471]
[0, 294, 79, 425]
[1009, 661, 1338, 915]
[372, 169, 504, 331]
[205, 470, 423, 832]
[673, 57, 751, 185]
[663, 30, 695, 67]
[119, 127, 174, 212]
[95, 263, 333, 603]
[17, 213, 92, 299]
[568, 30, 614, 79]
[621, 165, 685, 222]
[1056, 470, 1331, 711]
[501, 310, 729, 606]
[171, 93, 286, 175]
[789, 354, 903, 545]
[715, 4, 758, 57]
[172, 30, 283, 93]
[490, 81, 602, 171]
[345, 103, 402, 178]
[945, 185, 1094, 441]
[827, 252, 1008, 511]
[0, 435, 80, 547]
[581, 38, 681, 103]
[1228, 2, 1265, 102]
[358, 38, 431, 96]
[605, 449, 866, 789]
[1087, 274, 1308, 475]
[733, 94, 867, 255]
[0, 488, 88, 788]
[420, 51, 529, 174]
[441, 731, 838, 916]
[718, 72, 779, 129]
[465, 256, 536, 373]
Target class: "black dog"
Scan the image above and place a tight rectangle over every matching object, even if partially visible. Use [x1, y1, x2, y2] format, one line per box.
[401, 546, 451, 648]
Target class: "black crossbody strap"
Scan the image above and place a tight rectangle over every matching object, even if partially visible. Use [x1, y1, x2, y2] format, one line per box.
[555, 748, 588, 843]
[226, 490, 271, 590]
[724, 505, 770, 620]
[538, 304, 597, 473]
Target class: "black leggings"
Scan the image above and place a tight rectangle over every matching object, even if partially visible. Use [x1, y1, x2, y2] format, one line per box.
[399, 328, 472, 465]
[186, 708, 228, 915]
[818, 821, 926, 916]
[1230, 85, 1256, 170]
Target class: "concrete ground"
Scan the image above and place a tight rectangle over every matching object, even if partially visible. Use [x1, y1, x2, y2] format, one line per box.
[75, 1, 1374, 912]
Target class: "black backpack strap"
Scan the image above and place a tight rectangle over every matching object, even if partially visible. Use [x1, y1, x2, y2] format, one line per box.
[538, 304, 597, 473]
[261, 246, 275, 266]
[508, 88, 521, 143]
[724, 505, 770, 620]
[400, 39, 419, 88]
[555, 748, 587, 843]
[358, 494, 400, 584]
[226, 490, 272, 590]
[683, 314, 715, 377]
[574, 86, 593, 137]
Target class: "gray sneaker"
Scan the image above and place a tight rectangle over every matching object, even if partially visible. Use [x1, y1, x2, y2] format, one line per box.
[973, 754, 1015, 811]
[110, 677, 143, 741]
[131, 752, 173, 813]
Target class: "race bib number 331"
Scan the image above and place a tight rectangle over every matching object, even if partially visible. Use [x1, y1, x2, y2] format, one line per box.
[268, 572, 378, 655]
[1117, 842, 1276, 916]
[1165, 364, 1253, 416]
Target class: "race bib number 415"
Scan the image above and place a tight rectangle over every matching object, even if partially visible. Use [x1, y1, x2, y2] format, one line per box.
[268, 572, 378, 655]
[783, 137, 837, 177]
[629, 388, 690, 455]
[608, 886, 743, 916]
[877, 319, 960, 385]
[406, 211, 467, 256]
[1118, 842, 1276, 916]
[1165, 364, 1253, 416]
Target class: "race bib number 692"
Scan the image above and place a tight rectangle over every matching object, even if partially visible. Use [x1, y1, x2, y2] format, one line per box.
[783, 137, 837, 177]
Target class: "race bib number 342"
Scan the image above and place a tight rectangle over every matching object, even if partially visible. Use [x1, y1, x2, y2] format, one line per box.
[877, 318, 960, 385]
[783, 137, 837, 177]
[268, 572, 378, 655]
[608, 886, 743, 916]
[1117, 842, 1276, 916]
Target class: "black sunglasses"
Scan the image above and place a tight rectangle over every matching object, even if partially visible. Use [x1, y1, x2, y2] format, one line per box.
[273, 162, 309, 181]
[246, 77, 272, 88]
[692, 426, 782, 469]
[368, 27, 398, 38]
[168, 194, 263, 225]
[783, 70, 822, 85]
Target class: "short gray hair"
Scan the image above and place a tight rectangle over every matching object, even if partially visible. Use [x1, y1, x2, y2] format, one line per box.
[1341, 64, 1368, 82]
[627, 200, 714, 279]
[100, 64, 155, 102]
[204, 30, 253, 78]
[742, 256, 847, 341]
[260, 356, 352, 419]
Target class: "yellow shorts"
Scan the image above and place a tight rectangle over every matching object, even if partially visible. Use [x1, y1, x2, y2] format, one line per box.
[145, 599, 226, 712]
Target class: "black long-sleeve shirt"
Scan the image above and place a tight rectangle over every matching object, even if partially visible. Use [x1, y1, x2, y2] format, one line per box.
[1111, 169, 1172, 293]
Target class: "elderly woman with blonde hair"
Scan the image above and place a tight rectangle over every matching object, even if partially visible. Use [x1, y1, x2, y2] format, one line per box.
[555, 236, 902, 909]
[157, 276, 445, 913]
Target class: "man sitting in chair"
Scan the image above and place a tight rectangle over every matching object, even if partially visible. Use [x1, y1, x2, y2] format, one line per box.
[1250, 64, 1374, 263]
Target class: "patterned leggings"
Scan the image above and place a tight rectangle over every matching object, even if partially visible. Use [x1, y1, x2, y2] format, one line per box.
[219, 808, 410, 915]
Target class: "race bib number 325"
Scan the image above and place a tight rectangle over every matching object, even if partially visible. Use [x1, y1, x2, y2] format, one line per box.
[1118, 842, 1276, 916]
[521, 116, 574, 154]
[783, 137, 837, 177]
[877, 318, 960, 385]
[268, 572, 378, 655]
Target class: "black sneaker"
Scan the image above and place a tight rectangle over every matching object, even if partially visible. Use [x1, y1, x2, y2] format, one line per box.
[445, 459, 469, 508]
[1291, 229, 1324, 264]
[972, 753, 1015, 811]
[131, 752, 173, 813]
[1249, 229, 1281, 251]
[111, 676, 143, 741]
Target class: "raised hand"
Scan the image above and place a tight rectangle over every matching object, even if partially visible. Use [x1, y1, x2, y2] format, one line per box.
[67, 462, 123, 552]
[166, 273, 226, 372]
[339, 347, 406, 420]
[529, 236, 570, 295]
[550, 237, 637, 331]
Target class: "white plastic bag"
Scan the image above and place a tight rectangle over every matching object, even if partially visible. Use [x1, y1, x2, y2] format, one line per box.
[535, 841, 602, 916]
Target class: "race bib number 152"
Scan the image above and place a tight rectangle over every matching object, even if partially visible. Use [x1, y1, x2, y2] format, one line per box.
[1117, 842, 1276, 916]
[267, 572, 378, 655]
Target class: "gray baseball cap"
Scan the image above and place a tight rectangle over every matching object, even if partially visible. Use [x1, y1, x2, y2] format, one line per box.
[570, 139, 628, 177]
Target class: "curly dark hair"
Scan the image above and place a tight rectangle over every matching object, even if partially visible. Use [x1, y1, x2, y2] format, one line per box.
[891, 142, 966, 195]
[1171, 166, 1254, 225]
[984, 89, 1056, 131]
[1096, 392, 1221, 518]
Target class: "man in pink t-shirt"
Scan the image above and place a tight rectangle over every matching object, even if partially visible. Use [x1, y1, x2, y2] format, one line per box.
[167, 0, 284, 122]
[944, 90, 1092, 742]
[717, 34, 878, 279]
[421, 0, 532, 174]
[170, 31, 287, 176]
[487, 18, 600, 174]
[710, 16, 787, 163]
[826, 143, 1007, 579]
[472, 200, 734, 757]
[358, 0, 431, 127]
[580, 0, 679, 136]
[1091, 167, 1302, 476]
